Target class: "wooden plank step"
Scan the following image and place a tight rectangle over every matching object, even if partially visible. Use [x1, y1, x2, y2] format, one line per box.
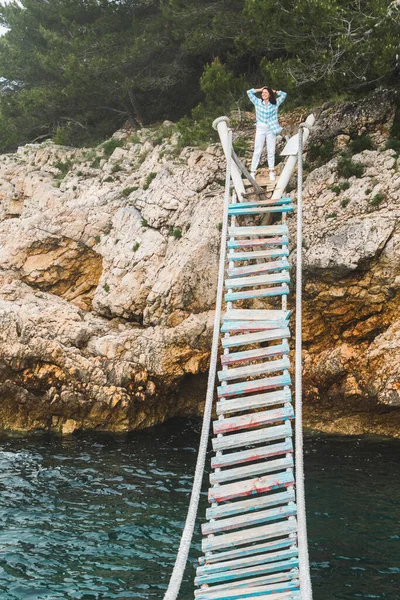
[217, 388, 292, 416]
[209, 456, 294, 486]
[208, 471, 295, 504]
[228, 249, 288, 262]
[202, 501, 296, 535]
[221, 320, 288, 333]
[226, 259, 290, 278]
[197, 547, 298, 577]
[228, 225, 288, 237]
[225, 272, 290, 290]
[195, 556, 299, 586]
[223, 309, 290, 321]
[197, 591, 300, 600]
[211, 440, 293, 471]
[221, 328, 290, 349]
[197, 571, 299, 593]
[238, 196, 291, 205]
[206, 488, 295, 519]
[225, 284, 289, 302]
[212, 421, 292, 452]
[198, 537, 295, 565]
[228, 238, 288, 249]
[213, 405, 294, 435]
[220, 342, 290, 366]
[228, 205, 294, 215]
[196, 578, 300, 599]
[218, 356, 290, 382]
[217, 372, 291, 398]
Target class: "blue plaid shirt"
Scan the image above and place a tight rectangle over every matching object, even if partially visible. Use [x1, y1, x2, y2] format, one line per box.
[247, 89, 287, 134]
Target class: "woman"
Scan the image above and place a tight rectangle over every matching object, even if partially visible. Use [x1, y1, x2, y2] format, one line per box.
[247, 86, 287, 181]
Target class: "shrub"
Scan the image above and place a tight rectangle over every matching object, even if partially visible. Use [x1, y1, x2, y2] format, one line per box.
[54, 159, 72, 179]
[122, 186, 139, 197]
[103, 138, 123, 157]
[384, 138, 400, 152]
[340, 180, 350, 191]
[76, 170, 83, 177]
[370, 193, 385, 207]
[90, 156, 101, 169]
[83, 150, 97, 162]
[217, 222, 222, 231]
[143, 172, 157, 190]
[306, 139, 334, 165]
[132, 242, 140, 251]
[329, 185, 341, 196]
[169, 226, 182, 239]
[128, 133, 140, 144]
[95, 235, 101, 243]
[337, 156, 365, 178]
[341, 197, 350, 208]
[365, 188, 372, 195]
[325, 212, 337, 220]
[349, 134, 373, 154]
[233, 136, 249, 157]
[104, 176, 114, 182]
[103, 283, 110, 293]
[111, 163, 123, 173]
[141, 218, 149, 227]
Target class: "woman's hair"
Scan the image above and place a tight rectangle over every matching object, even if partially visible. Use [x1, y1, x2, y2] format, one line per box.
[262, 86, 276, 105]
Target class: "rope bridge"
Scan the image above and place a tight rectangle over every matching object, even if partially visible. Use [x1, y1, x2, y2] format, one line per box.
[164, 114, 315, 600]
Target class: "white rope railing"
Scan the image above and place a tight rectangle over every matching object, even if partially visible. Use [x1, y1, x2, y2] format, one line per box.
[163, 129, 233, 600]
[295, 123, 313, 600]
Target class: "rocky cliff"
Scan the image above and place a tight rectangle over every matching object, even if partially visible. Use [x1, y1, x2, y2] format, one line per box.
[0, 91, 399, 436]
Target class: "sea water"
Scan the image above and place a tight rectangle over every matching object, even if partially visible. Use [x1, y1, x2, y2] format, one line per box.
[0, 419, 399, 599]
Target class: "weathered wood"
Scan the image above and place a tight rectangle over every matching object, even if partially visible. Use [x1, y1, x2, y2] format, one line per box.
[221, 327, 290, 349]
[211, 440, 293, 471]
[217, 371, 291, 398]
[235, 197, 292, 207]
[202, 502, 297, 535]
[217, 388, 292, 415]
[198, 537, 295, 565]
[225, 284, 289, 301]
[228, 250, 288, 262]
[195, 578, 300, 599]
[228, 237, 288, 249]
[208, 471, 295, 504]
[212, 421, 292, 452]
[228, 225, 288, 237]
[213, 405, 293, 435]
[197, 547, 298, 578]
[223, 309, 291, 321]
[226, 259, 290, 278]
[221, 320, 288, 333]
[195, 556, 299, 586]
[218, 356, 290, 382]
[206, 488, 295, 519]
[225, 272, 290, 290]
[209, 456, 294, 485]
[202, 516, 297, 552]
[220, 341, 290, 366]
[228, 205, 294, 215]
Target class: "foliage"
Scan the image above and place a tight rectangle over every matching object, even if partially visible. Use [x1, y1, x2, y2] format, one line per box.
[169, 226, 182, 239]
[337, 156, 365, 178]
[122, 186, 139, 197]
[307, 140, 335, 166]
[132, 242, 140, 252]
[103, 139, 124, 158]
[143, 172, 157, 190]
[370, 192, 385, 206]
[341, 197, 350, 208]
[350, 135, 373, 154]
[0, 0, 398, 151]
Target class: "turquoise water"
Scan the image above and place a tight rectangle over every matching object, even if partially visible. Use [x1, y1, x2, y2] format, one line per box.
[0, 419, 399, 599]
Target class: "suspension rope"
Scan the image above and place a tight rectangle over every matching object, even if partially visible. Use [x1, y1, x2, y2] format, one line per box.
[163, 129, 233, 600]
[296, 123, 313, 600]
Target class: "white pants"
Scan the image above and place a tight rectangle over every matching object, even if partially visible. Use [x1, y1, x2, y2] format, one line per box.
[251, 125, 276, 171]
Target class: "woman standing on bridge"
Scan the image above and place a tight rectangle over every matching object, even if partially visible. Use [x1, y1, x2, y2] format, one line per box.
[247, 86, 287, 181]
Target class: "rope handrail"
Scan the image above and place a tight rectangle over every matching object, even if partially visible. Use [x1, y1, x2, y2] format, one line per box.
[296, 122, 313, 600]
[163, 129, 233, 600]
